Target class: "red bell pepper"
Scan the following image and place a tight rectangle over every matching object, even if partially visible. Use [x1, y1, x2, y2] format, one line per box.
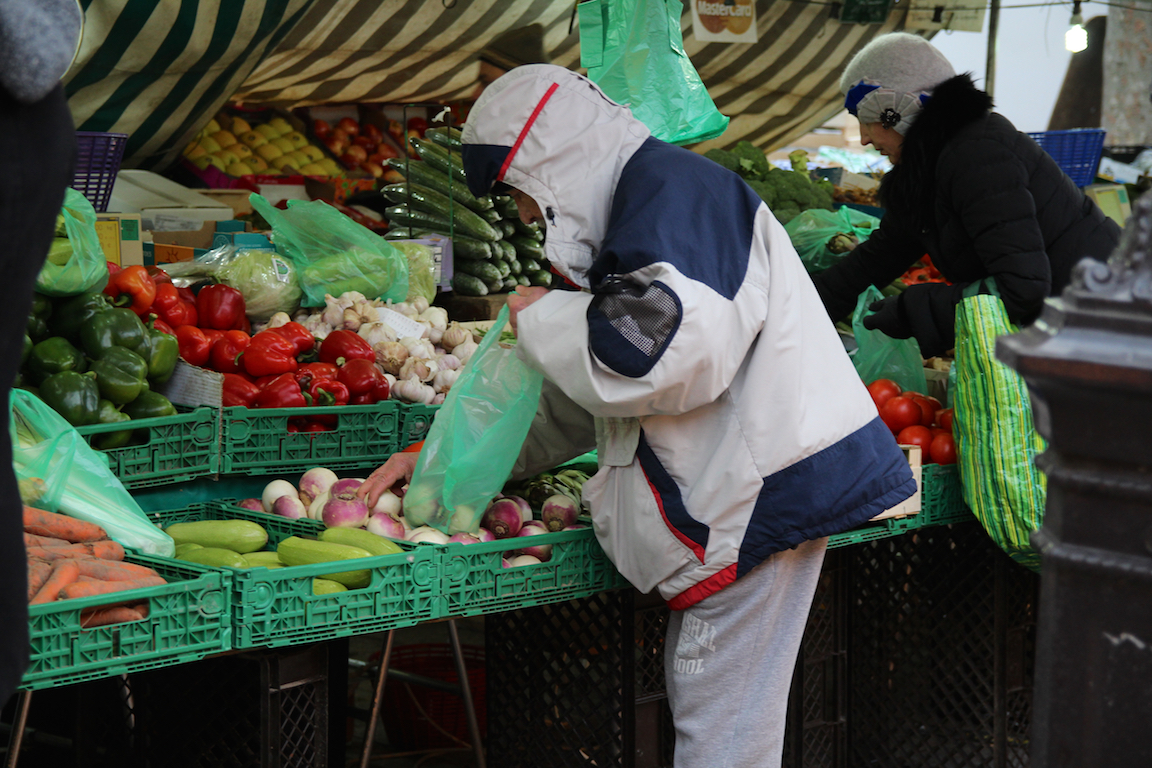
[349, 392, 374, 405]
[176, 285, 196, 304]
[104, 265, 158, 317]
[175, 325, 211, 367]
[336, 358, 382, 398]
[106, 261, 121, 277]
[221, 373, 262, 407]
[209, 330, 251, 374]
[372, 375, 391, 402]
[242, 330, 299, 378]
[318, 330, 375, 366]
[309, 378, 350, 408]
[267, 322, 316, 355]
[196, 283, 247, 331]
[152, 282, 199, 328]
[253, 373, 310, 408]
[294, 362, 340, 388]
[145, 265, 172, 285]
[152, 317, 176, 336]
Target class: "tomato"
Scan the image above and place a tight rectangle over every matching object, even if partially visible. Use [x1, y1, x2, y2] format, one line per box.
[911, 395, 941, 427]
[896, 425, 934, 456]
[880, 395, 922, 435]
[936, 408, 954, 432]
[866, 378, 903, 411]
[929, 432, 957, 465]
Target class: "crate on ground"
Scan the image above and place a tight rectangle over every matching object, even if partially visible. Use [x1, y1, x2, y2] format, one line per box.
[73, 132, 128, 212]
[149, 502, 439, 650]
[398, 403, 439, 450]
[1027, 128, 1106, 187]
[220, 401, 404, 476]
[76, 406, 219, 489]
[437, 524, 627, 619]
[22, 552, 230, 691]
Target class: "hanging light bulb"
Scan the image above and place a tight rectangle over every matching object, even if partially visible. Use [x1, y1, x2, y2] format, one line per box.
[1066, 0, 1088, 53]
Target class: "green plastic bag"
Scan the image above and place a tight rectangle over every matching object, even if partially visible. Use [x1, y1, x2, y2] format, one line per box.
[35, 188, 109, 297]
[786, 206, 880, 273]
[952, 289, 1046, 571]
[10, 389, 174, 556]
[579, 0, 729, 146]
[403, 305, 544, 535]
[249, 193, 408, 307]
[850, 285, 928, 394]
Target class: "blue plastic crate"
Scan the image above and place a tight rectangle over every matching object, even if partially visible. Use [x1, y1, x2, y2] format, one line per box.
[1027, 128, 1106, 187]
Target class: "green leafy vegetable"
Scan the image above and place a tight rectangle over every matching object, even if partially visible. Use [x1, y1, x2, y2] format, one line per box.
[216, 249, 303, 323]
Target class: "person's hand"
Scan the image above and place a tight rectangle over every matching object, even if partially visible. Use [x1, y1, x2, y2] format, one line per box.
[861, 296, 914, 339]
[358, 452, 419, 509]
[506, 285, 550, 335]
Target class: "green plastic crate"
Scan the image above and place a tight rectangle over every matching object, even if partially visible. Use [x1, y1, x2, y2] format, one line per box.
[22, 552, 230, 691]
[220, 401, 403, 476]
[75, 406, 219, 489]
[437, 525, 627, 618]
[398, 403, 439, 450]
[149, 502, 440, 650]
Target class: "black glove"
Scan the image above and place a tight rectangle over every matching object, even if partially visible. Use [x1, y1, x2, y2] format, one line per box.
[862, 296, 914, 339]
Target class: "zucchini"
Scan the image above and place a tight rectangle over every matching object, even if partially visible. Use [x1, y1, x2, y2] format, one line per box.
[319, 527, 404, 557]
[510, 235, 546, 261]
[528, 269, 554, 288]
[174, 543, 204, 557]
[312, 578, 347, 595]
[455, 258, 503, 285]
[276, 536, 372, 589]
[425, 126, 463, 150]
[385, 204, 500, 243]
[381, 184, 501, 242]
[177, 547, 247, 569]
[165, 520, 268, 554]
[385, 158, 492, 211]
[241, 550, 283, 568]
[410, 137, 467, 185]
[452, 272, 489, 296]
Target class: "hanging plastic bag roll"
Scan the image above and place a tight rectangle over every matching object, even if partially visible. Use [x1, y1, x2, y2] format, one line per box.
[403, 305, 545, 534]
[35, 188, 110, 297]
[10, 389, 174, 556]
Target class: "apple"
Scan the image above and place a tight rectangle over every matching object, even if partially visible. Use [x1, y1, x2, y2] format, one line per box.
[225, 161, 255, 177]
[254, 123, 281, 139]
[339, 152, 363, 169]
[313, 119, 331, 139]
[319, 158, 341, 175]
[301, 145, 324, 162]
[362, 160, 384, 179]
[362, 123, 383, 144]
[271, 137, 295, 154]
[193, 155, 226, 172]
[331, 127, 350, 144]
[278, 158, 300, 173]
[343, 144, 368, 164]
[247, 155, 269, 172]
[382, 168, 405, 184]
[287, 150, 311, 167]
[198, 136, 222, 153]
[353, 134, 376, 150]
[299, 162, 327, 176]
[230, 117, 252, 135]
[255, 143, 284, 162]
[212, 149, 240, 166]
[239, 131, 267, 149]
[184, 142, 207, 160]
[323, 136, 347, 156]
[336, 117, 360, 138]
[230, 143, 253, 160]
[406, 116, 428, 136]
[204, 119, 221, 135]
[267, 117, 293, 135]
[386, 119, 404, 144]
[285, 131, 308, 150]
[374, 142, 400, 160]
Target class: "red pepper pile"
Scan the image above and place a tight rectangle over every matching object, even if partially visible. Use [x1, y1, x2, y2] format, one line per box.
[899, 255, 947, 286]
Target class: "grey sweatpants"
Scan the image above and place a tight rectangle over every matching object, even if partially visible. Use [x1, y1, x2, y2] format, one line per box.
[665, 538, 828, 768]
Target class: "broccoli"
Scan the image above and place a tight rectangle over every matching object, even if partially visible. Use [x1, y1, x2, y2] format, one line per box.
[704, 141, 834, 224]
[703, 140, 772, 180]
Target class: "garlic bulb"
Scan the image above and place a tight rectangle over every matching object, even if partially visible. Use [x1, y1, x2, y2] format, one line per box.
[267, 312, 292, 329]
[433, 368, 459, 394]
[441, 322, 472, 352]
[432, 393, 446, 405]
[393, 379, 436, 404]
[437, 354, 461, 371]
[400, 336, 436, 360]
[453, 338, 479, 364]
[354, 301, 380, 324]
[412, 295, 431, 315]
[399, 356, 437, 383]
[418, 306, 449, 332]
[374, 341, 408, 375]
[359, 321, 398, 346]
[343, 306, 362, 331]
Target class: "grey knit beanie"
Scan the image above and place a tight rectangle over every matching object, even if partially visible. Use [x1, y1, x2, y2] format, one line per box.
[839, 33, 956, 135]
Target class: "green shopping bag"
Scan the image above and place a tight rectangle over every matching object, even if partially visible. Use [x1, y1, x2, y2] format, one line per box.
[579, 0, 729, 146]
[952, 286, 1046, 571]
[850, 285, 928, 394]
[36, 188, 109, 297]
[402, 305, 544, 535]
[786, 206, 881, 274]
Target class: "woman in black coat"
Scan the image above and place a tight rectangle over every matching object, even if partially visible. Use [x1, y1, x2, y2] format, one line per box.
[812, 33, 1121, 357]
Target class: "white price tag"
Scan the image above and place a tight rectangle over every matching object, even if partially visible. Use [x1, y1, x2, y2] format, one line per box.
[377, 307, 426, 339]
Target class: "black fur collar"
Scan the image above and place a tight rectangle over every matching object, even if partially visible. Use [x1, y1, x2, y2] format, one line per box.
[879, 74, 994, 227]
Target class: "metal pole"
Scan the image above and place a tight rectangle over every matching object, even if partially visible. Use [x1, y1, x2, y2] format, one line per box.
[5, 691, 32, 768]
[360, 629, 395, 768]
[985, 0, 1000, 97]
[447, 619, 486, 768]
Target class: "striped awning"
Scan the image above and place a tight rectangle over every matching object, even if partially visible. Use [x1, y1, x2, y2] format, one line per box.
[66, 0, 912, 171]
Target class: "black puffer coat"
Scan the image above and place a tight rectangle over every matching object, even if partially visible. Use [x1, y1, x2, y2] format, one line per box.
[812, 74, 1121, 356]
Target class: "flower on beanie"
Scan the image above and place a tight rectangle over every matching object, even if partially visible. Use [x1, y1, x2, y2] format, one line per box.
[839, 33, 956, 135]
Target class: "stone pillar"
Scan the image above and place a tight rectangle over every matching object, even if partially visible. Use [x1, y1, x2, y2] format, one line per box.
[997, 192, 1152, 767]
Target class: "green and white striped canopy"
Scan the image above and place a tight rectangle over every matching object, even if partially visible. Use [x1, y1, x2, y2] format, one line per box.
[65, 0, 909, 171]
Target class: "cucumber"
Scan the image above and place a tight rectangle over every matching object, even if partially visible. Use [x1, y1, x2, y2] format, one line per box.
[517, 275, 531, 287]
[276, 536, 372, 589]
[450, 235, 494, 261]
[425, 126, 463, 150]
[521, 258, 542, 273]
[174, 543, 204, 557]
[494, 195, 519, 219]
[506, 257, 522, 276]
[385, 158, 492, 211]
[493, 259, 511, 279]
[514, 220, 544, 241]
[482, 207, 502, 224]
[502, 277, 520, 292]
[312, 578, 347, 595]
[410, 137, 467, 185]
[496, 240, 517, 262]
[242, 550, 283, 568]
[319, 527, 404, 557]
[486, 276, 505, 293]
[499, 220, 516, 239]
[385, 204, 500, 243]
[384, 226, 439, 241]
[177, 547, 248, 569]
[455, 258, 503, 285]
[452, 272, 489, 297]
[165, 520, 268, 554]
[510, 235, 546, 261]
[381, 184, 501, 242]
[528, 270, 554, 288]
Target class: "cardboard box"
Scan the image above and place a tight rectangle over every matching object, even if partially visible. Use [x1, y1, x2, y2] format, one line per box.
[151, 221, 217, 250]
[108, 170, 234, 228]
[212, 231, 275, 251]
[197, 189, 256, 217]
[95, 213, 144, 267]
[1084, 183, 1132, 226]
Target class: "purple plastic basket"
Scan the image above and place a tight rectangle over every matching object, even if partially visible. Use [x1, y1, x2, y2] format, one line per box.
[72, 132, 128, 212]
[1027, 128, 1106, 188]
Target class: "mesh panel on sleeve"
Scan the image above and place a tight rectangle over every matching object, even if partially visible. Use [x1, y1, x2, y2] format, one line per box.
[590, 279, 680, 361]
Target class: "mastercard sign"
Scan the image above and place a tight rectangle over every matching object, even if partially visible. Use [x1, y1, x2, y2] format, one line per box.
[692, 0, 757, 43]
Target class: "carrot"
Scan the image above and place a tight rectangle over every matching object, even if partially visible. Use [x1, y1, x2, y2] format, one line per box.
[57, 576, 166, 601]
[23, 506, 107, 543]
[30, 559, 81, 605]
[27, 559, 53, 601]
[79, 605, 147, 628]
[89, 540, 125, 561]
[25, 541, 125, 562]
[74, 559, 162, 582]
[24, 532, 73, 548]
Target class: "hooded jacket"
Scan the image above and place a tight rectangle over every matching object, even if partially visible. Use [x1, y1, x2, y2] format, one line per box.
[462, 65, 915, 609]
[813, 74, 1121, 357]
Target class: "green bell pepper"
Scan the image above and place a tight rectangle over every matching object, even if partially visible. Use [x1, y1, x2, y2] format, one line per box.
[21, 335, 32, 368]
[92, 399, 133, 450]
[26, 336, 86, 383]
[143, 323, 178, 385]
[49, 291, 109, 343]
[122, 390, 177, 421]
[46, 237, 73, 266]
[80, 307, 148, 360]
[26, 294, 53, 343]
[39, 370, 100, 426]
[90, 345, 149, 404]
